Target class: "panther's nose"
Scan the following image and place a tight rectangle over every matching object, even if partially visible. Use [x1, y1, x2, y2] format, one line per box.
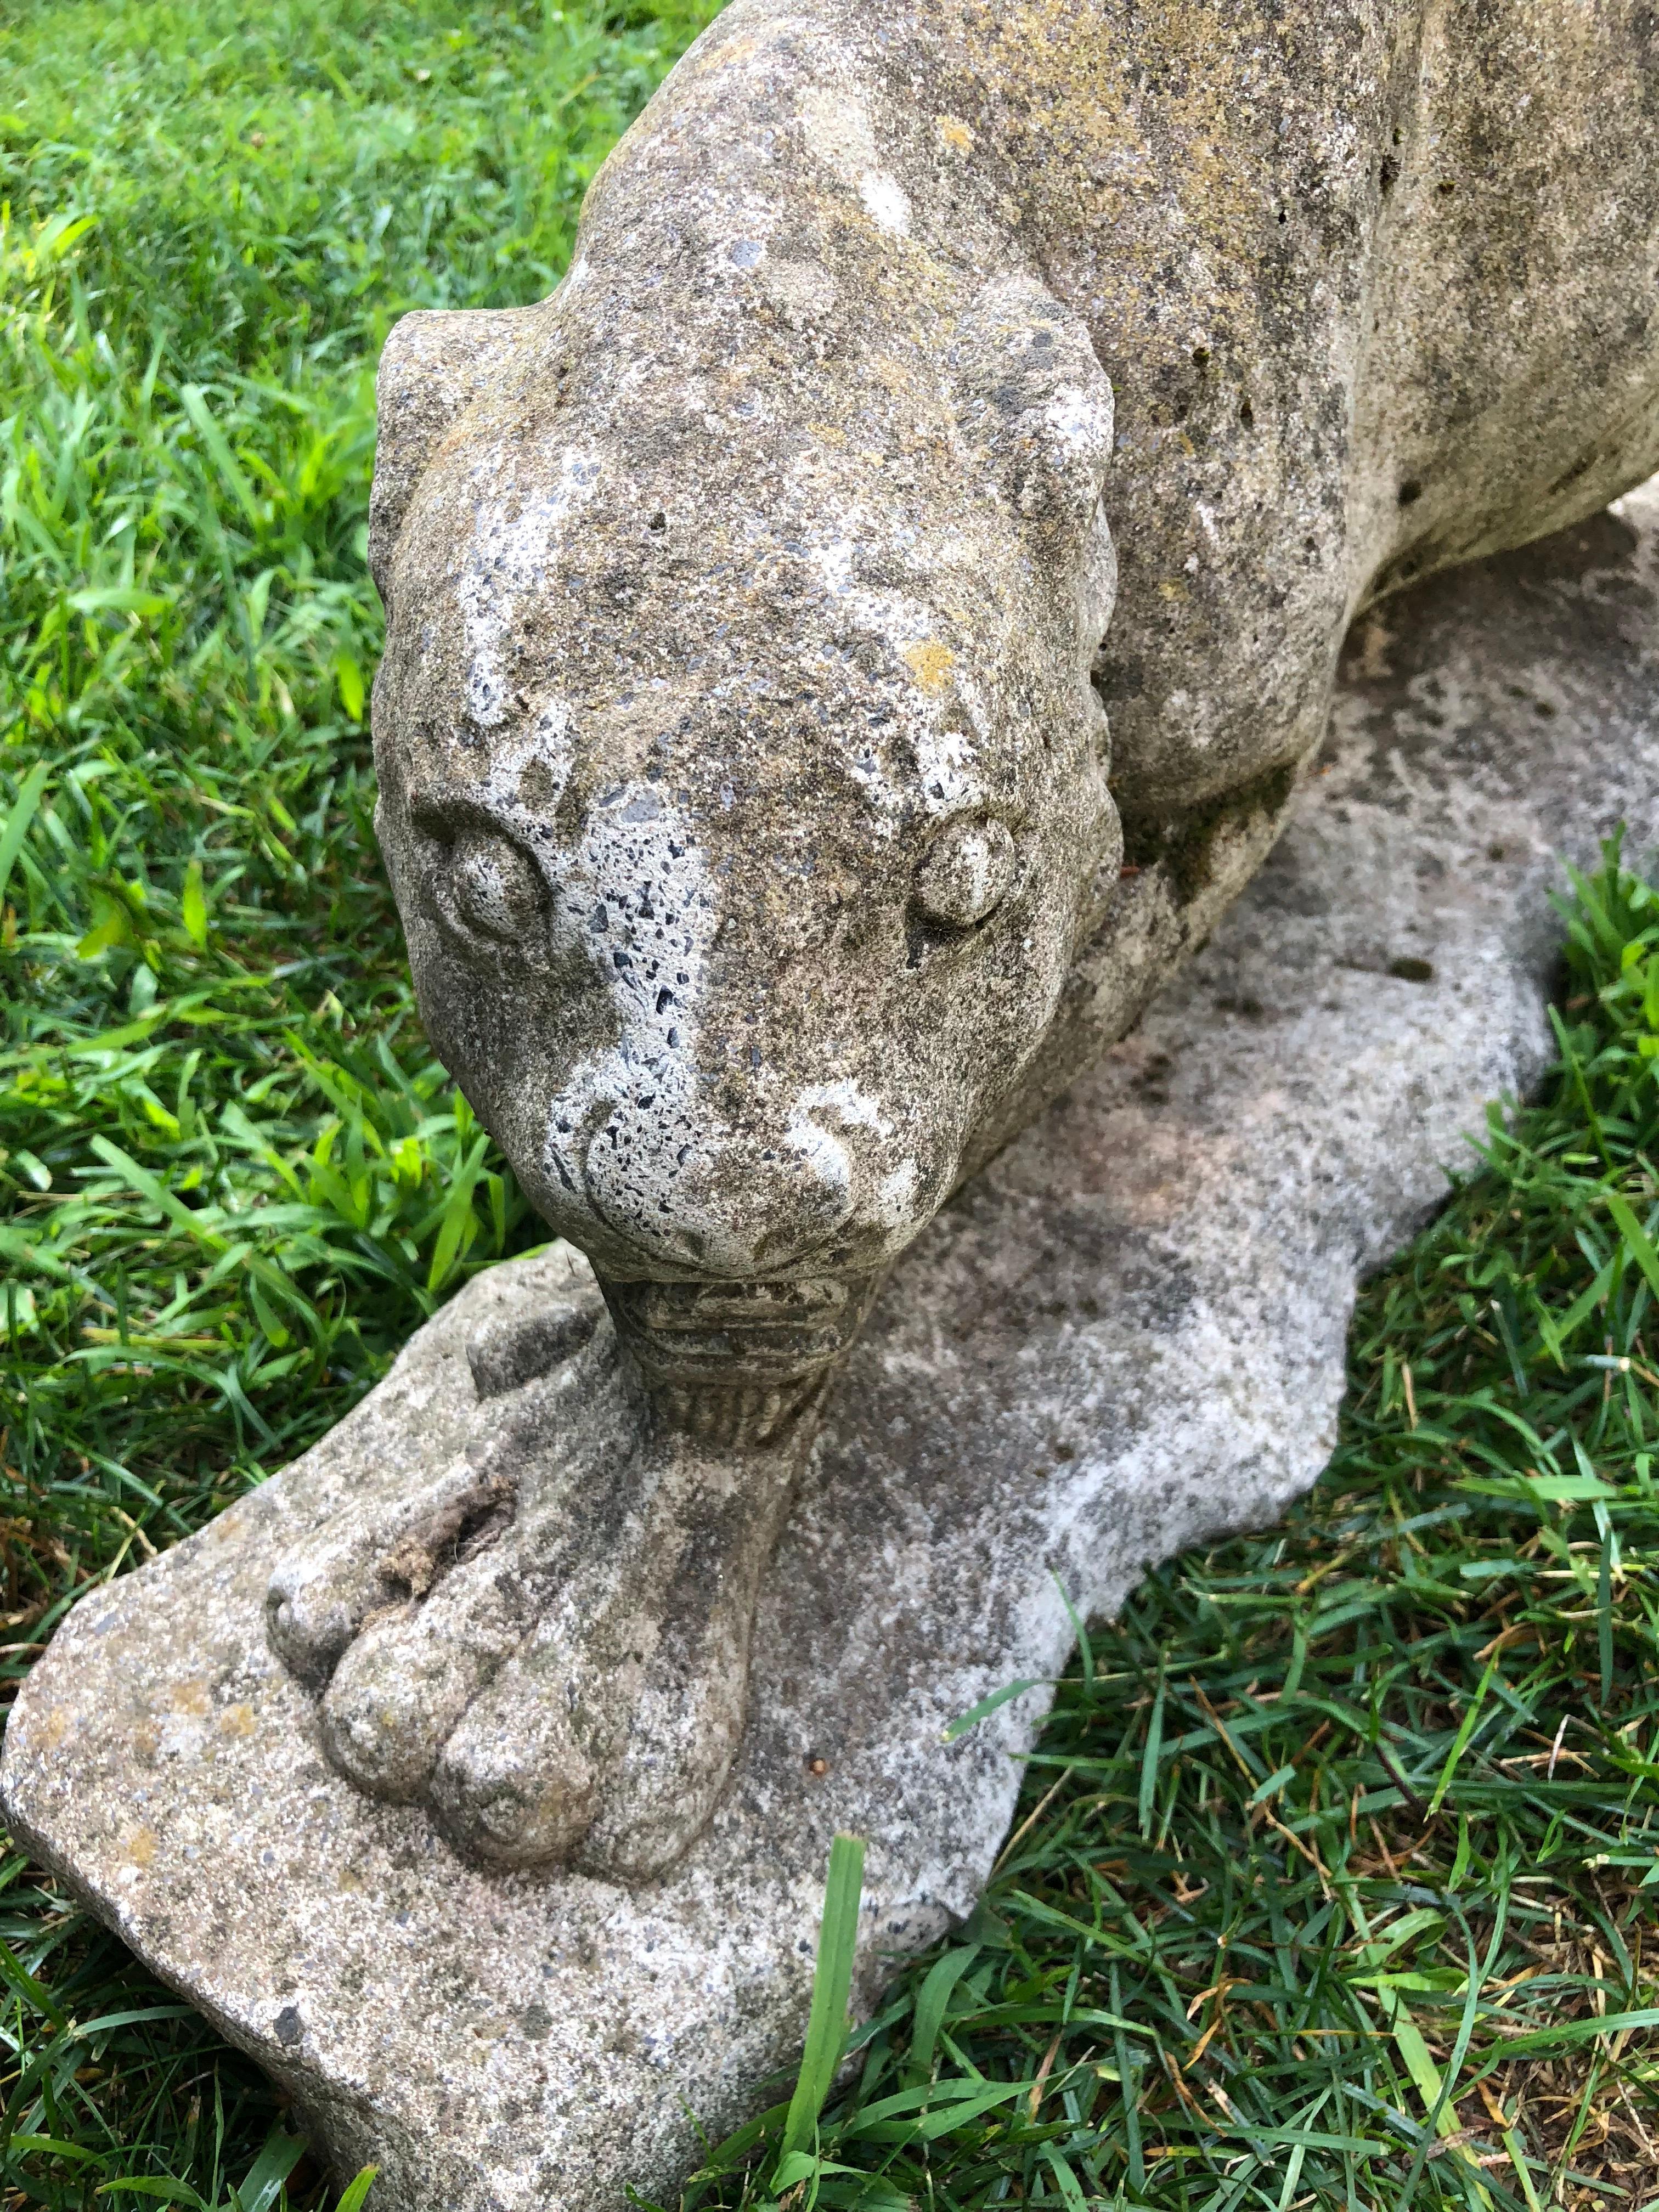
[580, 1108, 854, 1277]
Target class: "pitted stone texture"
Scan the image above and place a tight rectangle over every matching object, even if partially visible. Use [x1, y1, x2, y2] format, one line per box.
[9, 494, 1659, 2208]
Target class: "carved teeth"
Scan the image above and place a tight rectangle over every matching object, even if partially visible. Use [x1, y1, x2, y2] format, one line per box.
[597, 1269, 887, 1425]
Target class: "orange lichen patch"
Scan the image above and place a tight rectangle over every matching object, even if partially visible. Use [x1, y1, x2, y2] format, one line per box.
[219, 1703, 257, 1738]
[127, 1826, 158, 1868]
[935, 114, 975, 153]
[902, 639, 957, 693]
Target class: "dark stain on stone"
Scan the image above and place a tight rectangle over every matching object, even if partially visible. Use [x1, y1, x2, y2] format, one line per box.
[1120, 760, 1297, 905]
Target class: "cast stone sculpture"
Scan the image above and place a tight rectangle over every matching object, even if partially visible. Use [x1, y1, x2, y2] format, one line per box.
[264, 0, 1659, 1881]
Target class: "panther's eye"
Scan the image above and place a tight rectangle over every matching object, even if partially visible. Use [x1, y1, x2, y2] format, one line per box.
[913, 816, 1017, 930]
[444, 823, 547, 942]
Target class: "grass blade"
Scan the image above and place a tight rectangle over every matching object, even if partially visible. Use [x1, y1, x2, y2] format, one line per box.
[1137, 1668, 1165, 1836]
[904, 1946, 978, 2087]
[942, 1677, 1045, 1742]
[179, 385, 262, 531]
[233, 2126, 307, 2212]
[0, 761, 50, 904]
[777, 1833, 866, 2166]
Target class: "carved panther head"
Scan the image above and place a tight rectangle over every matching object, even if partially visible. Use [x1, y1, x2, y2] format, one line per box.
[369, 271, 1119, 1302]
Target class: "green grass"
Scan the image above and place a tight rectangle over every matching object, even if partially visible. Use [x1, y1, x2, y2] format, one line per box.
[3, 3, 1659, 2209]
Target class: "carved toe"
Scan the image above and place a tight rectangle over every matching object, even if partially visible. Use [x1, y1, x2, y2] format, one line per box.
[266, 1464, 515, 1691]
[319, 1604, 507, 1803]
[431, 1645, 599, 1867]
[573, 1578, 757, 1882]
[465, 1295, 602, 1401]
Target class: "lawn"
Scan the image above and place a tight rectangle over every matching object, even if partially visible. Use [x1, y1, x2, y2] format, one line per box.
[3, 2, 1659, 2208]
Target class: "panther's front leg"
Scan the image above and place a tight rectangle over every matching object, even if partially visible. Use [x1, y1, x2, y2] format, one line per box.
[268, 1262, 883, 1878]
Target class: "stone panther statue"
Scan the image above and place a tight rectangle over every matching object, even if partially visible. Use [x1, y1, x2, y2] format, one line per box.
[266, 0, 1659, 1880]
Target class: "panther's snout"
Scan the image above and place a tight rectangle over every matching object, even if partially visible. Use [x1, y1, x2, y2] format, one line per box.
[579, 1103, 857, 1278]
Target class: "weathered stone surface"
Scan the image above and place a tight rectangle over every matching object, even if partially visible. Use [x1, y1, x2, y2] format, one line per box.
[309, 0, 1659, 1874]
[9, 492, 1659, 2209]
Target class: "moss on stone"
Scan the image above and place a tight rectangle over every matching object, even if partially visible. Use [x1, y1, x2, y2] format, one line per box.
[1120, 757, 1297, 905]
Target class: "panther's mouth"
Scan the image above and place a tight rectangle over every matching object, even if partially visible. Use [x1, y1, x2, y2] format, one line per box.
[596, 1272, 888, 1446]
[600, 1272, 880, 1376]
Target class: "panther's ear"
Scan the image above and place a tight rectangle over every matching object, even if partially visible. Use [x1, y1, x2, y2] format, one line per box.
[950, 275, 1115, 551]
[951, 275, 1116, 672]
[368, 307, 540, 602]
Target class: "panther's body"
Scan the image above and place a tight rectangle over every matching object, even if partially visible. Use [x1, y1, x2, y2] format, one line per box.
[267, 0, 1659, 1876]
